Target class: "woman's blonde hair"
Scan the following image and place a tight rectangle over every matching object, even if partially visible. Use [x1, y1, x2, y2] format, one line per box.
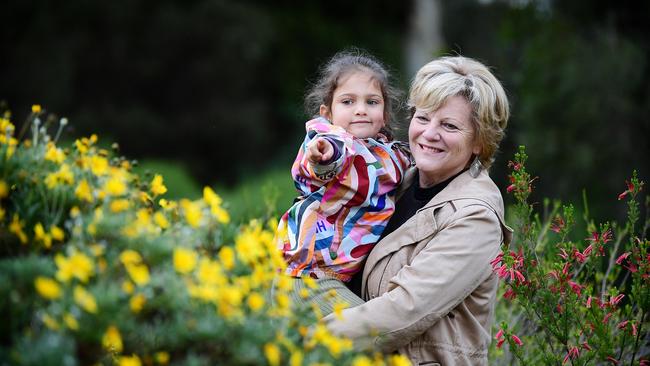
[408, 56, 509, 168]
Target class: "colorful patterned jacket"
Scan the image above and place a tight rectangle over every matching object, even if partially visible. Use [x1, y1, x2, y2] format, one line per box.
[277, 118, 412, 282]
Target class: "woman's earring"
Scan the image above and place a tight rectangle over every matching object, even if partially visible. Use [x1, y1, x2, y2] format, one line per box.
[469, 156, 483, 178]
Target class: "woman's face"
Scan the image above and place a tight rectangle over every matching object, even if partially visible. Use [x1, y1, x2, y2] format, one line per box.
[409, 95, 480, 188]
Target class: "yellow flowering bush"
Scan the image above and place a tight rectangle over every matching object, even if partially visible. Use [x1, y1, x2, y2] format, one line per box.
[0, 106, 411, 365]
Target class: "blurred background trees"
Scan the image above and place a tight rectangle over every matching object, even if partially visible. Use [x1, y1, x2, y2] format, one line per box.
[2, 0, 648, 222]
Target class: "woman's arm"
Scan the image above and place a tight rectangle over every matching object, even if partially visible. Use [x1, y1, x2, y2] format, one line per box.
[324, 203, 503, 352]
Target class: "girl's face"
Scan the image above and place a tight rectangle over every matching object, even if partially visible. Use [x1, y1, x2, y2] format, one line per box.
[319, 71, 385, 139]
[409, 95, 481, 187]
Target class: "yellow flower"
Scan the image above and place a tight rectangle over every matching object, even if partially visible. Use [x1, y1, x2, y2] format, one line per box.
[388, 355, 412, 366]
[0, 180, 9, 198]
[332, 301, 348, 320]
[196, 258, 225, 286]
[34, 223, 52, 248]
[104, 176, 127, 196]
[289, 351, 303, 366]
[122, 281, 135, 294]
[180, 199, 202, 228]
[150, 175, 167, 196]
[247, 292, 265, 312]
[34, 276, 62, 300]
[90, 155, 109, 176]
[118, 355, 142, 366]
[75, 179, 93, 202]
[203, 186, 230, 223]
[125, 263, 150, 287]
[158, 199, 177, 210]
[50, 225, 65, 241]
[173, 247, 198, 274]
[42, 313, 60, 330]
[102, 325, 124, 353]
[0, 206, 5, 221]
[74, 285, 98, 313]
[45, 164, 75, 189]
[203, 186, 222, 206]
[63, 313, 79, 330]
[44, 142, 65, 163]
[55, 251, 95, 283]
[276, 293, 290, 310]
[9, 214, 28, 244]
[32, 104, 41, 113]
[211, 205, 230, 224]
[235, 230, 265, 264]
[155, 352, 170, 365]
[70, 206, 81, 217]
[129, 293, 146, 313]
[264, 343, 281, 366]
[110, 199, 130, 212]
[88, 243, 104, 257]
[153, 212, 169, 229]
[351, 356, 373, 366]
[218, 246, 235, 270]
[119, 250, 142, 265]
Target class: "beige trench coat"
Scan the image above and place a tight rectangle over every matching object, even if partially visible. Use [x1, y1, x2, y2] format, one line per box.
[325, 169, 513, 365]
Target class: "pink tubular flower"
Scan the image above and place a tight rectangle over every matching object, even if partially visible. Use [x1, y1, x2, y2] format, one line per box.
[563, 346, 580, 365]
[503, 288, 516, 300]
[562, 262, 571, 276]
[610, 294, 625, 306]
[495, 329, 504, 340]
[639, 358, 648, 366]
[586, 296, 592, 308]
[568, 281, 583, 296]
[603, 312, 613, 324]
[581, 342, 592, 351]
[617, 320, 629, 329]
[574, 249, 587, 263]
[607, 356, 619, 364]
[506, 184, 516, 193]
[496, 338, 505, 348]
[511, 334, 523, 346]
[551, 216, 565, 233]
[616, 252, 631, 264]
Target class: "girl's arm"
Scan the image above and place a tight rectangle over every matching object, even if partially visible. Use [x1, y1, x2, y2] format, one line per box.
[291, 118, 356, 193]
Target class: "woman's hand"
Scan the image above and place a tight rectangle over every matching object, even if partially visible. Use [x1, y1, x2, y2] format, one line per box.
[306, 137, 334, 165]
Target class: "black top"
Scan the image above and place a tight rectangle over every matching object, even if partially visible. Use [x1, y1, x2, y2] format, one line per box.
[345, 170, 464, 296]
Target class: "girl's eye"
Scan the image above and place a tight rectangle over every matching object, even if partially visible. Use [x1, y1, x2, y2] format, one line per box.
[367, 99, 381, 105]
[341, 99, 354, 105]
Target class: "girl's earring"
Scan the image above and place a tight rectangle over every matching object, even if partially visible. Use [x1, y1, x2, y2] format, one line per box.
[469, 155, 483, 178]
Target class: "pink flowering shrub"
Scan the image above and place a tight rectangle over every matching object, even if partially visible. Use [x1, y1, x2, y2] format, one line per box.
[490, 146, 649, 365]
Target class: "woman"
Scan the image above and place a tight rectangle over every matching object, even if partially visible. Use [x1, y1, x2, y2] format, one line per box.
[324, 56, 513, 366]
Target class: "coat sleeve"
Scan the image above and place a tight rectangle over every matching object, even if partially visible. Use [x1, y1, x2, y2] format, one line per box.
[291, 118, 356, 194]
[324, 203, 503, 352]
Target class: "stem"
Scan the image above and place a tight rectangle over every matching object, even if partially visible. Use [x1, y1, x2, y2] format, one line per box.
[629, 310, 647, 366]
[600, 226, 627, 298]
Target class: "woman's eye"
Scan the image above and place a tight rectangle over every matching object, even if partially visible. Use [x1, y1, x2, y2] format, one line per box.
[442, 122, 458, 130]
[415, 115, 429, 123]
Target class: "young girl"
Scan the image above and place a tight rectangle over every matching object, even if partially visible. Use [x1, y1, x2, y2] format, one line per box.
[276, 50, 412, 313]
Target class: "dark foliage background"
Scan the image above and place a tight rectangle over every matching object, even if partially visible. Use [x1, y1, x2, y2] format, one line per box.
[1, 0, 648, 221]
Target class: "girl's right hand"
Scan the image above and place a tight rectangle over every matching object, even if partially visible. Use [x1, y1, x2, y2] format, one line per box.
[306, 138, 334, 165]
